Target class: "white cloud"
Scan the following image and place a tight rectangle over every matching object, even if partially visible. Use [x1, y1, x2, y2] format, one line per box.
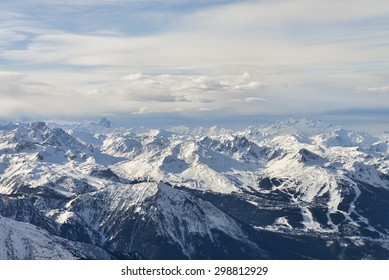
[0, 71, 268, 118]
[118, 72, 263, 94]
[2, 0, 389, 77]
[229, 97, 267, 103]
[0, 72, 107, 117]
[97, 72, 267, 115]
[362, 85, 389, 94]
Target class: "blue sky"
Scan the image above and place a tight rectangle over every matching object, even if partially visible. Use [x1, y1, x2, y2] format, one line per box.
[1, 0, 389, 132]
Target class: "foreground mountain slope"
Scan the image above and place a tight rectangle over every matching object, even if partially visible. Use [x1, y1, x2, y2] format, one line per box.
[0, 216, 114, 260]
[0, 119, 388, 259]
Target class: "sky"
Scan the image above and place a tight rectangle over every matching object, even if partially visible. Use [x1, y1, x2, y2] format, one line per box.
[1, 0, 389, 132]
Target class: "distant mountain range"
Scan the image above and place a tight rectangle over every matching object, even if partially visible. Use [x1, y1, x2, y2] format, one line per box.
[0, 118, 388, 259]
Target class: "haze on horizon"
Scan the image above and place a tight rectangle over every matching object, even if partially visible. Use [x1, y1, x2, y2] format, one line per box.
[1, 0, 389, 132]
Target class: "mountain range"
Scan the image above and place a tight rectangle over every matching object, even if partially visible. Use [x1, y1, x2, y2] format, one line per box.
[0, 118, 388, 259]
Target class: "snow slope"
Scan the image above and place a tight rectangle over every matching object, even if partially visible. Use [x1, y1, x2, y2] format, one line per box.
[0, 216, 114, 260]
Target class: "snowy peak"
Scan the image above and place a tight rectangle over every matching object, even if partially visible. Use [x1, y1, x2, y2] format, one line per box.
[240, 118, 335, 141]
[313, 128, 378, 148]
[73, 117, 117, 133]
[198, 135, 266, 162]
[370, 138, 389, 156]
[168, 125, 235, 137]
[295, 148, 326, 165]
[0, 122, 50, 151]
[146, 129, 175, 139]
[0, 121, 91, 164]
[96, 117, 114, 128]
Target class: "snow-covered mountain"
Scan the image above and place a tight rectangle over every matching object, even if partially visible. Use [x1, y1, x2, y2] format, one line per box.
[0, 216, 114, 260]
[0, 119, 388, 259]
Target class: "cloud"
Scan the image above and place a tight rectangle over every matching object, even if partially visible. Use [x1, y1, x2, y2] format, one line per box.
[1, 0, 389, 130]
[103, 72, 264, 103]
[96, 72, 267, 115]
[0, 72, 108, 117]
[118, 72, 263, 94]
[0, 71, 267, 118]
[229, 97, 267, 103]
[361, 85, 389, 94]
[192, 0, 389, 25]
[2, 0, 389, 76]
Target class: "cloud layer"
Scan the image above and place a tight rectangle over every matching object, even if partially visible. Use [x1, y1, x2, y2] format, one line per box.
[1, 0, 389, 130]
[0, 71, 267, 119]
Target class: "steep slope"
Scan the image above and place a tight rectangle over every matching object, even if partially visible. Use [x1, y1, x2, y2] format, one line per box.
[0, 216, 114, 260]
